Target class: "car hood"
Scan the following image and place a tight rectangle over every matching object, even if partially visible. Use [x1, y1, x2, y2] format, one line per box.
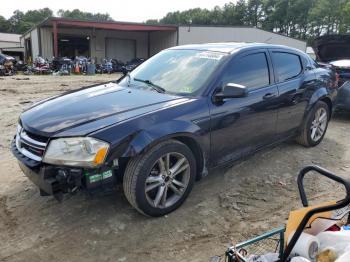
[314, 35, 350, 62]
[329, 59, 350, 68]
[20, 82, 189, 137]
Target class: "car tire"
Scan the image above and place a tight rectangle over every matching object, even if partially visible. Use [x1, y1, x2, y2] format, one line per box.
[123, 139, 196, 217]
[296, 101, 330, 147]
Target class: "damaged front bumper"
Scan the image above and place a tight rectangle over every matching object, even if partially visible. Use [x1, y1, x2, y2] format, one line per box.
[11, 138, 115, 199]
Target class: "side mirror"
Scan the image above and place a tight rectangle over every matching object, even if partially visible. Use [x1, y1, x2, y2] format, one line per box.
[214, 83, 248, 101]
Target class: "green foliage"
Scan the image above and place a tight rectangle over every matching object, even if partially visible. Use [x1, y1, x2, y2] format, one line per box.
[158, 0, 350, 40]
[57, 9, 113, 21]
[5, 8, 53, 34]
[0, 8, 112, 34]
[0, 15, 11, 32]
[1, 0, 350, 42]
[145, 19, 159, 25]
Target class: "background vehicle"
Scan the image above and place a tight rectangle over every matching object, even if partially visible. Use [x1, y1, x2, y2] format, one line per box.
[335, 81, 350, 111]
[99, 58, 114, 74]
[314, 34, 350, 87]
[24, 56, 52, 75]
[111, 59, 125, 72]
[12, 43, 337, 216]
[51, 56, 73, 75]
[123, 58, 145, 72]
[73, 56, 88, 74]
[14, 60, 28, 72]
[314, 35, 350, 111]
[0, 53, 16, 76]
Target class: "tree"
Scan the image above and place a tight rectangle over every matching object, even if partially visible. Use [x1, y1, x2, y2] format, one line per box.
[57, 9, 113, 21]
[344, 1, 350, 33]
[0, 15, 11, 33]
[246, 0, 265, 27]
[234, 0, 249, 25]
[6, 8, 53, 34]
[2, 1, 350, 41]
[145, 19, 159, 24]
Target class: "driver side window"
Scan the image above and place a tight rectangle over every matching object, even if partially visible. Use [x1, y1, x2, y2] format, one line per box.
[222, 52, 270, 90]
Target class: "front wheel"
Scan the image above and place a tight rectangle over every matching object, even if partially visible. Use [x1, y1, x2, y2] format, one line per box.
[296, 101, 330, 147]
[123, 139, 196, 217]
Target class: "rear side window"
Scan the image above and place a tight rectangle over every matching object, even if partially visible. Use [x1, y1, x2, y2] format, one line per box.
[272, 52, 302, 82]
[223, 52, 270, 89]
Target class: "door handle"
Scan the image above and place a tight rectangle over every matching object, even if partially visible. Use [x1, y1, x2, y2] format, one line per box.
[263, 93, 276, 100]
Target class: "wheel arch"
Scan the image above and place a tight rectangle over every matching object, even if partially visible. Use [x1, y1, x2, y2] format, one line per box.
[306, 87, 333, 115]
[319, 96, 332, 116]
[172, 135, 206, 181]
[120, 131, 207, 181]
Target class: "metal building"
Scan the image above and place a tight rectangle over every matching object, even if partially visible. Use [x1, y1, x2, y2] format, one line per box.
[0, 33, 24, 60]
[21, 17, 306, 63]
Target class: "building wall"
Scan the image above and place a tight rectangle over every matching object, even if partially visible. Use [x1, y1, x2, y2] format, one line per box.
[178, 26, 306, 51]
[149, 31, 177, 56]
[95, 29, 148, 62]
[0, 41, 22, 49]
[0, 33, 23, 52]
[39, 26, 150, 62]
[40, 27, 53, 59]
[40, 27, 94, 60]
[30, 28, 40, 58]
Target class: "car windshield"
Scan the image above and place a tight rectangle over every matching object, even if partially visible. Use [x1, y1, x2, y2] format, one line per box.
[119, 49, 227, 95]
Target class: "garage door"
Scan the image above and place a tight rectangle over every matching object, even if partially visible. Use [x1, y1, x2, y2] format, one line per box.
[105, 38, 136, 63]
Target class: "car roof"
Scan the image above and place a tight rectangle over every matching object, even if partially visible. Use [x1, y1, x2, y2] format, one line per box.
[169, 42, 301, 54]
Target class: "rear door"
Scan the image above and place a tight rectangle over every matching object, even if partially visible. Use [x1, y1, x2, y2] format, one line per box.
[270, 50, 312, 136]
[209, 49, 279, 166]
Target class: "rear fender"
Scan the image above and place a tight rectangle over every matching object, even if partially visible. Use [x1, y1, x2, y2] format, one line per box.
[295, 87, 331, 134]
[306, 87, 331, 113]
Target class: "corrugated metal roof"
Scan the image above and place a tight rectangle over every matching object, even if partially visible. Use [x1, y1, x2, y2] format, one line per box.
[22, 17, 178, 36]
[0, 33, 21, 43]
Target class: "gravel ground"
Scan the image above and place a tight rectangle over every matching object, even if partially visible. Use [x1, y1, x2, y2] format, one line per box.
[0, 75, 349, 262]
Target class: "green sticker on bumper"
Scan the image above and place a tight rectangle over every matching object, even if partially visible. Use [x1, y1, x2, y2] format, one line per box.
[86, 170, 113, 183]
[102, 170, 113, 179]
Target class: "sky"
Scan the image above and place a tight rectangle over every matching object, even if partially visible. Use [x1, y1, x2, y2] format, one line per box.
[0, 0, 233, 22]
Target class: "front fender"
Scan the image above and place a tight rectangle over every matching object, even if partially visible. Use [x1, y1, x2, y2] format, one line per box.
[121, 120, 204, 157]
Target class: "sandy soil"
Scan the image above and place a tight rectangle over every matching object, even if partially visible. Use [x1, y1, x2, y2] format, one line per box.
[0, 75, 350, 262]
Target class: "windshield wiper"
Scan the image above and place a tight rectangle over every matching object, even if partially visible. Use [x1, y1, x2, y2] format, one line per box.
[133, 78, 166, 93]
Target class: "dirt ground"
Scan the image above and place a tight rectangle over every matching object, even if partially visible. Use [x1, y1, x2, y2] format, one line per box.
[0, 75, 350, 262]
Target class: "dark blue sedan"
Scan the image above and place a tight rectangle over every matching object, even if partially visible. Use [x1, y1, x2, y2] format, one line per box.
[12, 43, 337, 216]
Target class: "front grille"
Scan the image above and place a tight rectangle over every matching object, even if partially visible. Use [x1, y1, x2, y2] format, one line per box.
[15, 125, 47, 161]
[21, 142, 45, 156]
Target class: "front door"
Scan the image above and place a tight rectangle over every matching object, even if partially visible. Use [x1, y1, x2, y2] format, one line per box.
[209, 50, 279, 166]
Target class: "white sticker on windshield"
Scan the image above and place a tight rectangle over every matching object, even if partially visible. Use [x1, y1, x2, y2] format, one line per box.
[196, 52, 225, 60]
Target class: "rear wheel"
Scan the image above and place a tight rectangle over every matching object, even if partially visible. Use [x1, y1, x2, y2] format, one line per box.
[296, 101, 330, 147]
[123, 139, 196, 216]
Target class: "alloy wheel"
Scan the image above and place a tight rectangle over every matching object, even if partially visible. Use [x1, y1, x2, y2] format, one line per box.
[310, 107, 327, 142]
[145, 152, 190, 209]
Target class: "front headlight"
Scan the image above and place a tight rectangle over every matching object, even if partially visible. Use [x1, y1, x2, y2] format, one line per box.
[43, 137, 109, 168]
